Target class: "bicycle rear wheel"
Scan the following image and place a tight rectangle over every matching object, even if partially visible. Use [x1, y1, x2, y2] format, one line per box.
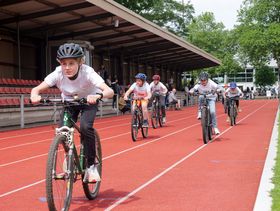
[224, 101, 227, 113]
[131, 112, 138, 141]
[83, 129, 102, 200]
[201, 108, 209, 144]
[151, 105, 158, 129]
[46, 134, 75, 211]
[158, 105, 163, 127]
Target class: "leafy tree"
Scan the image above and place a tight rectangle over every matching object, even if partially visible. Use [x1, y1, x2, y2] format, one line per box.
[187, 12, 242, 75]
[254, 66, 277, 87]
[236, 0, 280, 69]
[114, 0, 194, 37]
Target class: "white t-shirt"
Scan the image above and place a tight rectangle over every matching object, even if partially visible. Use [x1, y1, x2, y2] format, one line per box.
[149, 81, 168, 96]
[225, 87, 243, 98]
[44, 64, 104, 99]
[191, 79, 218, 96]
[130, 82, 151, 98]
[192, 79, 218, 93]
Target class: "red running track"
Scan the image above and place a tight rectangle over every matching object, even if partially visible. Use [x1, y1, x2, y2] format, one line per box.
[0, 99, 277, 211]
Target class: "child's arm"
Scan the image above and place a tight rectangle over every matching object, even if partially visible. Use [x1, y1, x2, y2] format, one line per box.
[30, 81, 50, 103]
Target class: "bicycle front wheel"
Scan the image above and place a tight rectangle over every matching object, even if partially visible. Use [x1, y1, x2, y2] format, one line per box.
[158, 106, 163, 127]
[131, 112, 139, 141]
[83, 129, 102, 200]
[201, 108, 209, 144]
[230, 106, 235, 126]
[46, 134, 75, 211]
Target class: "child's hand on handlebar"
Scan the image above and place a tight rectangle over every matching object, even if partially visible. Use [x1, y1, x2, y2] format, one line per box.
[30, 95, 41, 104]
[87, 95, 101, 104]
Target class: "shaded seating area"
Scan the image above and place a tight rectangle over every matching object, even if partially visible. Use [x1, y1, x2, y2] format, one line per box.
[0, 78, 61, 107]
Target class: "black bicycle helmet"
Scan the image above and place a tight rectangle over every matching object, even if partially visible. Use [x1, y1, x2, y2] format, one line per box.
[57, 43, 84, 60]
[199, 72, 209, 80]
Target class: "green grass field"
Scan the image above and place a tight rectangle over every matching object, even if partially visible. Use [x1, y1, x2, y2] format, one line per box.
[271, 112, 280, 210]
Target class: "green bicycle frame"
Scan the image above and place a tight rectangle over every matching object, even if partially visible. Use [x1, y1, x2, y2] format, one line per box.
[62, 110, 84, 173]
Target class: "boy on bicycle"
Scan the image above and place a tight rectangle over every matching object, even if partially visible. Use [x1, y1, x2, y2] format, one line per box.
[189, 72, 220, 135]
[30, 43, 114, 183]
[224, 82, 244, 121]
[149, 74, 168, 123]
[124, 73, 151, 127]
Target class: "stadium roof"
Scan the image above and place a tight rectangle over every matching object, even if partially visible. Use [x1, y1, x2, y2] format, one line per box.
[0, 0, 221, 71]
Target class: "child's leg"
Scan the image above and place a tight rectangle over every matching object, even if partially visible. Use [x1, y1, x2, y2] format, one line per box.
[208, 99, 217, 128]
[141, 100, 149, 120]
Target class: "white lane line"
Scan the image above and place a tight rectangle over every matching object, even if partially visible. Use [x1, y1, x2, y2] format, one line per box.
[253, 108, 279, 211]
[0, 100, 260, 166]
[0, 130, 53, 141]
[0, 139, 51, 151]
[0, 113, 195, 152]
[0, 101, 258, 167]
[0, 109, 192, 141]
[0, 101, 264, 198]
[0, 122, 200, 198]
[103, 123, 200, 160]
[0, 179, 45, 198]
[105, 102, 270, 210]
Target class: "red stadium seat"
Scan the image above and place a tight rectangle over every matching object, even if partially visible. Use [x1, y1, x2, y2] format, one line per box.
[24, 98, 30, 105]
[15, 87, 22, 93]
[2, 78, 9, 85]
[11, 78, 17, 85]
[0, 78, 4, 85]
[12, 98, 20, 105]
[0, 98, 8, 106]
[7, 78, 13, 85]
[0, 87, 5, 94]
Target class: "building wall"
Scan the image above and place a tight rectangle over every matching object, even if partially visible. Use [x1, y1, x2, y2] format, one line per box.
[0, 34, 38, 79]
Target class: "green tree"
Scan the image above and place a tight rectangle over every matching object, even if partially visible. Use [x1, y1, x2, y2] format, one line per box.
[254, 66, 277, 87]
[187, 12, 242, 75]
[236, 0, 280, 69]
[114, 0, 194, 37]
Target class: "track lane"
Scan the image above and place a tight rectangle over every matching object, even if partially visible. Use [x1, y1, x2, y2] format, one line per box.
[0, 100, 269, 211]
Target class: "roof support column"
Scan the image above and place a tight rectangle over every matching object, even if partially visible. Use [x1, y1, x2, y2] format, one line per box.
[17, 22, 21, 79]
[120, 52, 125, 85]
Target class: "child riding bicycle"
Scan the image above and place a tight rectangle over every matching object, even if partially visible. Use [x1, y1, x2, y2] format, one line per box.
[30, 43, 114, 183]
[124, 73, 151, 127]
[149, 74, 168, 123]
[189, 72, 220, 135]
[223, 82, 244, 121]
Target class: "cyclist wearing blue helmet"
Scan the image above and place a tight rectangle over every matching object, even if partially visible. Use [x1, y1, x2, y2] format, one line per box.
[224, 82, 244, 119]
[189, 72, 220, 135]
[124, 73, 151, 127]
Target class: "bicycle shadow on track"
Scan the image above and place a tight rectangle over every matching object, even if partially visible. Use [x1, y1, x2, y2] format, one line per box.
[71, 188, 140, 210]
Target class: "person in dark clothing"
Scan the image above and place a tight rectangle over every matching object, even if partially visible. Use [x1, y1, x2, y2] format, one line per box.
[98, 65, 108, 81]
[111, 78, 121, 109]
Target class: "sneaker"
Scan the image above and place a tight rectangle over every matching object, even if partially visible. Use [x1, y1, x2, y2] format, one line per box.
[133, 120, 138, 127]
[83, 165, 101, 183]
[162, 117, 166, 124]
[142, 120, 149, 128]
[197, 111, 201, 120]
[214, 128, 220, 135]
[226, 117, 230, 122]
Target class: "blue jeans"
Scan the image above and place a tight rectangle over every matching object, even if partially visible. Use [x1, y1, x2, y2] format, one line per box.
[198, 96, 218, 128]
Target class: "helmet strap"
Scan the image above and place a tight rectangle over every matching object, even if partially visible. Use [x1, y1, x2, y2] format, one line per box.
[68, 65, 81, 80]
